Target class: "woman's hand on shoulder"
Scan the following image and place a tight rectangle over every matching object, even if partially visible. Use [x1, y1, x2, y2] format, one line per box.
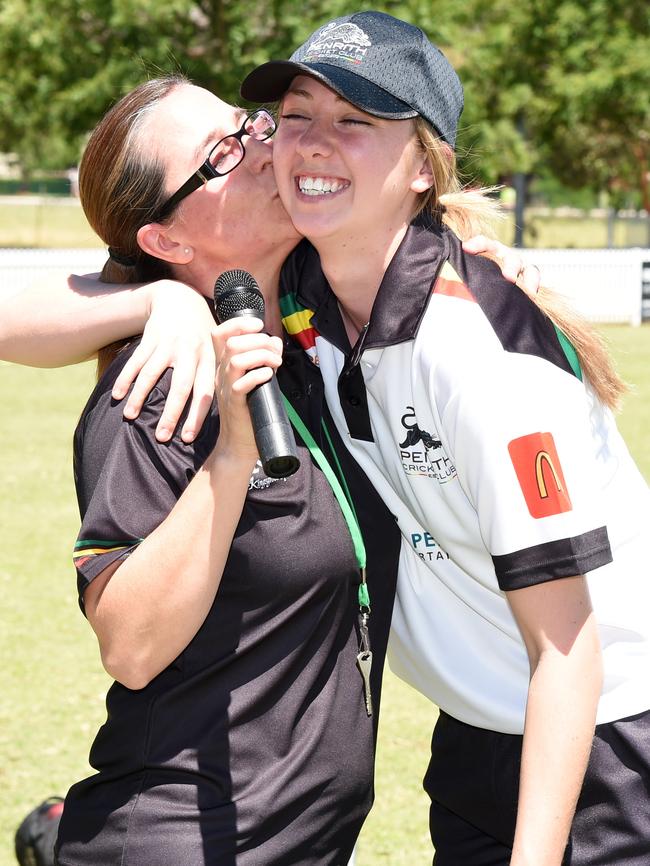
[111, 280, 217, 444]
[463, 235, 541, 296]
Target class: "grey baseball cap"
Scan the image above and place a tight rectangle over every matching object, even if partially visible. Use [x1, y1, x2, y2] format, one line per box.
[240, 11, 464, 147]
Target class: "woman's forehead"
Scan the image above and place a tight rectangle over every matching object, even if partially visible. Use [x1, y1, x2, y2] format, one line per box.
[283, 75, 376, 119]
[156, 84, 240, 145]
[286, 75, 341, 102]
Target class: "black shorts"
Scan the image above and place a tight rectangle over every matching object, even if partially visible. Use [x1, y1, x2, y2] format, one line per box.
[424, 708, 650, 866]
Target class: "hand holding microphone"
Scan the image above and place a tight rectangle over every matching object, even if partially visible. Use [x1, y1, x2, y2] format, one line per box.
[214, 270, 299, 479]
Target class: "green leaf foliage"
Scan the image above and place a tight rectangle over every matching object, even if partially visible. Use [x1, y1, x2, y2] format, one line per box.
[450, 0, 650, 206]
[0, 0, 648, 204]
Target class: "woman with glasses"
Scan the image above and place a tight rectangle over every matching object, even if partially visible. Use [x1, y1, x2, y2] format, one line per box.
[51, 75, 402, 866]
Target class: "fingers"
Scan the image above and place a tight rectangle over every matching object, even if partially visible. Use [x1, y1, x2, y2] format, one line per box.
[463, 235, 520, 280]
[517, 263, 542, 297]
[178, 354, 218, 444]
[112, 341, 152, 404]
[112, 316, 280, 447]
[214, 320, 282, 387]
[122, 350, 177, 422]
[156, 359, 206, 443]
[113, 281, 219, 437]
[215, 326, 282, 409]
[463, 235, 541, 296]
[219, 337, 283, 393]
[212, 315, 265, 351]
[228, 361, 276, 395]
[113, 341, 174, 422]
[213, 326, 283, 461]
[499, 252, 526, 284]
[462, 234, 494, 255]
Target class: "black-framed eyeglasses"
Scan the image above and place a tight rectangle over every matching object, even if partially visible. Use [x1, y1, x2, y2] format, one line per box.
[155, 108, 276, 221]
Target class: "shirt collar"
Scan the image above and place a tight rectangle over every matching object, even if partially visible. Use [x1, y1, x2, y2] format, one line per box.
[290, 215, 450, 352]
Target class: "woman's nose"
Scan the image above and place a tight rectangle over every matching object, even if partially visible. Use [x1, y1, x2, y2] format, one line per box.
[295, 120, 334, 160]
[245, 136, 274, 173]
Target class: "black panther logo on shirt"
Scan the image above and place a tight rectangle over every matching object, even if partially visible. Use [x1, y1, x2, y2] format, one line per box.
[399, 406, 457, 483]
[399, 407, 442, 451]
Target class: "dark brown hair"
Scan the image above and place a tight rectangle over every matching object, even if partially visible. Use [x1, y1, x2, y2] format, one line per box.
[78, 75, 188, 376]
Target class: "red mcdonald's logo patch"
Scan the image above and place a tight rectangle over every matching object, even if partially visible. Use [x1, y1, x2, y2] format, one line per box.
[508, 432, 572, 518]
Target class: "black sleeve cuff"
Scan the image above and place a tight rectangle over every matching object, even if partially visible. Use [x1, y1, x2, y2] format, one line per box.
[492, 526, 612, 591]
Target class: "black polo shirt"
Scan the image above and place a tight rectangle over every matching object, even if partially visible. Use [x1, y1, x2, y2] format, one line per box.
[56, 329, 399, 866]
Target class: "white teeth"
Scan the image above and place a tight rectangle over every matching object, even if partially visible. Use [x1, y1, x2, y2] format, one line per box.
[298, 176, 345, 196]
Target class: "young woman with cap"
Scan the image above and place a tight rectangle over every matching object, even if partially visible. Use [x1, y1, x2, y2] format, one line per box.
[241, 10, 650, 866]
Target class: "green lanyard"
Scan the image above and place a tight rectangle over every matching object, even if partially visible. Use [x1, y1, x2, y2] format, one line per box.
[281, 396, 370, 612]
[282, 396, 374, 716]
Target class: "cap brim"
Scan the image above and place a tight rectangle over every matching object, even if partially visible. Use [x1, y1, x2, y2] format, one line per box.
[241, 60, 418, 121]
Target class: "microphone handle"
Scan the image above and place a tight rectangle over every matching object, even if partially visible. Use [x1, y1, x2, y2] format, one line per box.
[247, 375, 300, 479]
[213, 294, 299, 479]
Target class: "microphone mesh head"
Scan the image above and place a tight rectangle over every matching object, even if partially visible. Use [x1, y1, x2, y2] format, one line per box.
[214, 269, 265, 322]
[215, 268, 259, 296]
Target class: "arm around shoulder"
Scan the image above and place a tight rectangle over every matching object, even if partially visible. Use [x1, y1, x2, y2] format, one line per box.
[0, 271, 151, 366]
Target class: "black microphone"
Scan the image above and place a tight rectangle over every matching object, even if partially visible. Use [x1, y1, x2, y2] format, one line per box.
[214, 269, 300, 479]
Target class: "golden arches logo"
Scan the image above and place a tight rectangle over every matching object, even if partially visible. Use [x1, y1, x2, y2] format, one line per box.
[508, 432, 572, 518]
[535, 451, 564, 499]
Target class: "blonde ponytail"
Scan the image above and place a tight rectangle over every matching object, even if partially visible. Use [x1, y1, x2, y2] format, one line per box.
[414, 118, 626, 410]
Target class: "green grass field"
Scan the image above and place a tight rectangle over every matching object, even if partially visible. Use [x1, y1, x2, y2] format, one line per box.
[1, 199, 648, 250]
[0, 201, 101, 249]
[0, 326, 648, 866]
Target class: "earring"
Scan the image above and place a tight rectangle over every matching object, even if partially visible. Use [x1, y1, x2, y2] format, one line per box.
[184, 248, 190, 255]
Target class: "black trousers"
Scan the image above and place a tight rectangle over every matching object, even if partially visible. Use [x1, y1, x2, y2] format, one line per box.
[424, 709, 650, 866]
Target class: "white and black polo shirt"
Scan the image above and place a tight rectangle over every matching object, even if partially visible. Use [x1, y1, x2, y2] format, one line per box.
[281, 223, 650, 735]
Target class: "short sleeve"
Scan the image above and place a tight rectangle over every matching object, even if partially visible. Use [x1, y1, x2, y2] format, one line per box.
[73, 370, 217, 609]
[424, 324, 613, 591]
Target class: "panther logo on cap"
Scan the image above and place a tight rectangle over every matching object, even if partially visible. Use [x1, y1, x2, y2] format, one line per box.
[305, 22, 372, 63]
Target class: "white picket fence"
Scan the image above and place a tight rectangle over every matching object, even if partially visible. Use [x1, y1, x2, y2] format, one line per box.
[519, 247, 649, 326]
[1, 247, 649, 325]
[0, 247, 106, 295]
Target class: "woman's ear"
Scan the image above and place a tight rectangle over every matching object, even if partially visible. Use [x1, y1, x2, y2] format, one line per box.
[410, 153, 434, 195]
[137, 223, 193, 264]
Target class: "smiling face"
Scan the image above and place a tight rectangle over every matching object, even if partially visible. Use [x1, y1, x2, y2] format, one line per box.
[144, 84, 301, 286]
[272, 76, 432, 250]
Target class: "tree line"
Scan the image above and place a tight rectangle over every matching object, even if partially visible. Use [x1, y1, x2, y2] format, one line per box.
[0, 0, 648, 208]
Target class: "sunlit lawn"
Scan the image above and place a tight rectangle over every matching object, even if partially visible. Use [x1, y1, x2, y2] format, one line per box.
[0, 200, 100, 249]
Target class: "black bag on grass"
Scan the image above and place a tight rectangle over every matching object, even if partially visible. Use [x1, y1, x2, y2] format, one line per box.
[14, 796, 63, 866]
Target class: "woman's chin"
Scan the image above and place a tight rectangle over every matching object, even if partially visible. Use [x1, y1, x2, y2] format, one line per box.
[285, 212, 343, 246]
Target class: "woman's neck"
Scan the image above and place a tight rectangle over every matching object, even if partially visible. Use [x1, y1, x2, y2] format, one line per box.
[185, 257, 285, 338]
[316, 223, 409, 341]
